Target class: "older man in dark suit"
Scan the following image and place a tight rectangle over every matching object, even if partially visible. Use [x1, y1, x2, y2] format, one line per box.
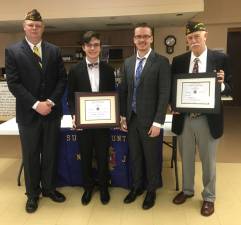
[5, 9, 67, 213]
[67, 31, 115, 205]
[171, 22, 232, 216]
[120, 23, 171, 210]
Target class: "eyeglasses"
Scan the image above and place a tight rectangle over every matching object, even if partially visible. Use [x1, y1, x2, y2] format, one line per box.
[85, 43, 101, 48]
[134, 35, 152, 40]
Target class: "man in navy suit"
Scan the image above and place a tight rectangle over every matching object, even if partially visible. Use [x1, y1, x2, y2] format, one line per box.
[5, 9, 67, 213]
[171, 22, 232, 216]
[67, 31, 115, 205]
[120, 23, 171, 210]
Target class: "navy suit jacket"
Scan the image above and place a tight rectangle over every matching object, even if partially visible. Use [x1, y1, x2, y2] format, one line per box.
[120, 50, 171, 127]
[5, 39, 67, 125]
[171, 49, 232, 139]
[67, 59, 115, 115]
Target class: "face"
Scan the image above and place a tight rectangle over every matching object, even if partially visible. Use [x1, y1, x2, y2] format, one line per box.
[134, 27, 153, 54]
[23, 20, 44, 44]
[186, 31, 207, 56]
[82, 37, 101, 62]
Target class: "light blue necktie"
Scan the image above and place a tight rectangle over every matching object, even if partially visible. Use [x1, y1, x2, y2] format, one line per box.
[132, 58, 145, 112]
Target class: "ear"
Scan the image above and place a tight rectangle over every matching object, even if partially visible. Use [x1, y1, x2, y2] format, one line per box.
[204, 31, 208, 40]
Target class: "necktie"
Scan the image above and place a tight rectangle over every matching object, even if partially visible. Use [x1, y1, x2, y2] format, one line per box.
[190, 57, 201, 118]
[33, 46, 42, 68]
[132, 58, 145, 112]
[192, 58, 199, 73]
[88, 62, 98, 69]
[135, 58, 144, 84]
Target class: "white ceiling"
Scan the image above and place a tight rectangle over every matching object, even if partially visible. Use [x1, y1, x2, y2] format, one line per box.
[0, 12, 197, 33]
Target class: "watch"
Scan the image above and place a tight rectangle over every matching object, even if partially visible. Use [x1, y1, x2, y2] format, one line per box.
[164, 35, 176, 54]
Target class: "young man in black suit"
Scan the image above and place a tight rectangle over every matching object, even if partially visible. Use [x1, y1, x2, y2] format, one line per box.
[119, 23, 171, 209]
[5, 9, 67, 213]
[171, 22, 232, 216]
[67, 31, 115, 205]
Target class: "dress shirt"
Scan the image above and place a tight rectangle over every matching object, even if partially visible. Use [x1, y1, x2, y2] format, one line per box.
[25, 37, 42, 59]
[189, 47, 225, 91]
[86, 57, 100, 92]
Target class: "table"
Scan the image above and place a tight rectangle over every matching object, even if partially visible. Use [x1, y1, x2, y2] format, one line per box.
[0, 115, 179, 190]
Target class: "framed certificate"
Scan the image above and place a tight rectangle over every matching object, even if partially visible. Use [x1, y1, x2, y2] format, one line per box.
[172, 72, 221, 113]
[75, 92, 120, 128]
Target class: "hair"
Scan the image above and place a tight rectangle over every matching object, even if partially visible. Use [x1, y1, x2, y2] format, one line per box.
[134, 22, 153, 35]
[82, 31, 101, 44]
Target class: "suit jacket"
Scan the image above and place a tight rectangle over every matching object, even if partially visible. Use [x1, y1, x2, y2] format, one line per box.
[120, 50, 171, 127]
[171, 49, 232, 139]
[67, 59, 115, 115]
[5, 39, 67, 125]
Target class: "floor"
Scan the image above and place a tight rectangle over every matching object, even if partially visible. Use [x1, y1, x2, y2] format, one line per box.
[0, 107, 241, 225]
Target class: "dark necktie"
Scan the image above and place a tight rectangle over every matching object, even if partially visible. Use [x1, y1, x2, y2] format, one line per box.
[190, 57, 201, 118]
[33, 46, 42, 68]
[132, 58, 145, 112]
[88, 62, 98, 69]
[192, 58, 199, 73]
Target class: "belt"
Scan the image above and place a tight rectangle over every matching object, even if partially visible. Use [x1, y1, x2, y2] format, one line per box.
[189, 112, 202, 119]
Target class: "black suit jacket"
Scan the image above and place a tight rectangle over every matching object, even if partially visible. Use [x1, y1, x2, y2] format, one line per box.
[120, 50, 171, 127]
[171, 49, 232, 139]
[5, 40, 67, 125]
[67, 59, 115, 115]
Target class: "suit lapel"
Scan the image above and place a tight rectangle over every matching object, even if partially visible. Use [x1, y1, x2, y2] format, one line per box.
[138, 50, 154, 85]
[82, 60, 92, 91]
[21, 40, 42, 73]
[41, 41, 49, 73]
[184, 52, 191, 73]
[206, 49, 216, 72]
[128, 56, 136, 87]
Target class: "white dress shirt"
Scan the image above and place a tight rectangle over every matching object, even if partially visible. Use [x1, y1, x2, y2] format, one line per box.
[189, 47, 225, 91]
[86, 58, 100, 92]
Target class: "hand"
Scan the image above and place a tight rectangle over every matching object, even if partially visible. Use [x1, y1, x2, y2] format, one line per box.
[120, 116, 128, 132]
[148, 126, 160, 137]
[72, 115, 76, 129]
[46, 99, 54, 108]
[72, 115, 83, 131]
[35, 101, 52, 116]
[169, 104, 180, 115]
[217, 69, 225, 84]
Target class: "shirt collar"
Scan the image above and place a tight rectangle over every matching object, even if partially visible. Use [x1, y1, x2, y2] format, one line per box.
[85, 57, 99, 65]
[191, 47, 207, 64]
[25, 37, 42, 50]
[137, 48, 152, 60]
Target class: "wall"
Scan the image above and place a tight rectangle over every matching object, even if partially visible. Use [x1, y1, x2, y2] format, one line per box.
[0, 32, 23, 67]
[154, 23, 241, 63]
[154, 0, 241, 62]
[0, 0, 203, 20]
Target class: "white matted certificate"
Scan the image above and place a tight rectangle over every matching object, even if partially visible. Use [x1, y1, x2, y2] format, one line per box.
[75, 92, 119, 128]
[172, 73, 221, 113]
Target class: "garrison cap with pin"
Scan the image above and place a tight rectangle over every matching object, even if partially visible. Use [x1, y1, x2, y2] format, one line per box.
[186, 21, 206, 35]
[25, 9, 42, 21]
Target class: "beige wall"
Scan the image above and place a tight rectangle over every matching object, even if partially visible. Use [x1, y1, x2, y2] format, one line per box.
[154, 23, 241, 63]
[0, 0, 203, 20]
[154, 0, 241, 62]
[0, 33, 23, 67]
